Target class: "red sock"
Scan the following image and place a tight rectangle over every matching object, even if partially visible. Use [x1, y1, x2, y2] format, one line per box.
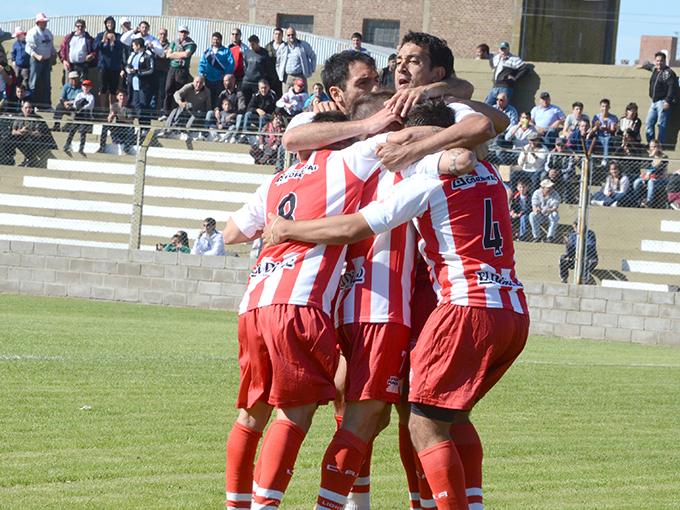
[417, 441, 468, 510]
[413, 447, 434, 509]
[346, 436, 374, 510]
[316, 428, 368, 509]
[334, 414, 344, 431]
[226, 422, 263, 510]
[399, 424, 422, 509]
[251, 420, 306, 509]
[450, 423, 483, 510]
[252, 422, 277, 494]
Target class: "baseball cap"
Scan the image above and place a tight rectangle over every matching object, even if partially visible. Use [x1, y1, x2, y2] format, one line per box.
[499, 41, 509, 49]
[82, 80, 92, 87]
[540, 91, 550, 99]
[555, 137, 567, 146]
[119, 17, 131, 26]
[540, 179, 554, 188]
[35, 13, 49, 23]
[178, 25, 189, 33]
[294, 79, 305, 87]
[527, 132, 539, 140]
[68, 71, 80, 79]
[13, 27, 26, 37]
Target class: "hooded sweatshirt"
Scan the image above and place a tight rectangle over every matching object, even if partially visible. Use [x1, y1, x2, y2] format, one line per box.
[93, 16, 124, 70]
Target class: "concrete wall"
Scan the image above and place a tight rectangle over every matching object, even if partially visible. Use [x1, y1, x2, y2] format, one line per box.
[1, 240, 679, 347]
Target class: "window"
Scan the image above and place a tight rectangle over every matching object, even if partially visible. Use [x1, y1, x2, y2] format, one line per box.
[277, 14, 314, 33]
[363, 19, 400, 47]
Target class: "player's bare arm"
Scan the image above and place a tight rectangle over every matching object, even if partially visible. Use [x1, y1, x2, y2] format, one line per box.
[264, 212, 372, 248]
[447, 97, 511, 134]
[222, 217, 261, 245]
[385, 76, 474, 117]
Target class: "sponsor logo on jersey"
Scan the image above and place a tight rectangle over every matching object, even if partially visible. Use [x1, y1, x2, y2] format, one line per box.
[275, 163, 319, 185]
[251, 254, 298, 278]
[386, 376, 400, 394]
[476, 270, 522, 288]
[449, 172, 499, 190]
[339, 266, 365, 290]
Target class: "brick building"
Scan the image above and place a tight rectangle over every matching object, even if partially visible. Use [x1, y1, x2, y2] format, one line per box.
[162, 0, 620, 64]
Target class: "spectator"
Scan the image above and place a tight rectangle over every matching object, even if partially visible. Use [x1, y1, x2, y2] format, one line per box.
[198, 32, 235, 108]
[228, 28, 249, 90]
[591, 98, 618, 161]
[59, 19, 96, 82]
[667, 169, 680, 210]
[567, 118, 598, 154]
[504, 110, 537, 152]
[475, 43, 492, 61]
[93, 16, 124, 114]
[378, 53, 397, 90]
[303, 82, 330, 110]
[98, 89, 136, 154]
[11, 27, 29, 89]
[250, 112, 285, 165]
[8, 100, 56, 167]
[561, 101, 589, 137]
[211, 96, 238, 140]
[117, 18, 133, 93]
[512, 131, 549, 191]
[0, 47, 16, 102]
[162, 25, 196, 117]
[276, 27, 316, 93]
[161, 75, 211, 145]
[191, 217, 226, 256]
[120, 20, 164, 56]
[125, 37, 156, 126]
[484, 41, 528, 105]
[52, 71, 82, 131]
[3, 84, 31, 115]
[616, 102, 641, 142]
[531, 92, 565, 146]
[529, 179, 561, 243]
[25, 13, 57, 109]
[591, 162, 630, 207]
[62, 79, 94, 155]
[510, 178, 532, 241]
[559, 221, 598, 284]
[636, 51, 677, 145]
[633, 139, 668, 208]
[153, 28, 171, 114]
[205, 74, 246, 130]
[157, 231, 190, 253]
[233, 79, 276, 142]
[542, 137, 577, 203]
[488, 91, 518, 164]
[264, 28, 284, 97]
[275, 78, 308, 118]
[348, 32, 370, 55]
[612, 130, 645, 177]
[241, 35, 270, 105]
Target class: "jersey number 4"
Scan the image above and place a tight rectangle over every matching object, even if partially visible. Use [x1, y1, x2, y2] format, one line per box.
[277, 193, 298, 220]
[483, 198, 503, 256]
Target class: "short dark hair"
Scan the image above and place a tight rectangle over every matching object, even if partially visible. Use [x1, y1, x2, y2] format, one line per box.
[132, 37, 145, 48]
[258, 79, 270, 87]
[16, 84, 27, 91]
[116, 88, 127, 95]
[388, 53, 397, 61]
[321, 51, 376, 92]
[204, 218, 216, 228]
[313, 82, 323, 90]
[349, 90, 395, 121]
[212, 32, 222, 40]
[571, 101, 583, 109]
[477, 43, 490, 54]
[351, 32, 362, 40]
[600, 98, 610, 106]
[625, 102, 638, 111]
[655, 51, 666, 60]
[75, 19, 86, 27]
[274, 27, 283, 34]
[311, 110, 349, 123]
[517, 177, 532, 188]
[405, 99, 456, 128]
[248, 34, 259, 44]
[140, 21, 150, 28]
[400, 31, 454, 80]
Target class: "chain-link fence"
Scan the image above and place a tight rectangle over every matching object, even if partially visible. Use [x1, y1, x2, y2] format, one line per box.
[1, 111, 680, 289]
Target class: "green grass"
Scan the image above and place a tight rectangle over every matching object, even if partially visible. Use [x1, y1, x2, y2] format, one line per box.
[1, 295, 680, 509]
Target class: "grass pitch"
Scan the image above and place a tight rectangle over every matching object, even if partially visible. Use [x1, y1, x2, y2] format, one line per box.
[1, 294, 679, 509]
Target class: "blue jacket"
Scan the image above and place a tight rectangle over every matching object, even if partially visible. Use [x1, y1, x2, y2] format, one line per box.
[198, 46, 235, 82]
[93, 30, 124, 70]
[12, 39, 29, 68]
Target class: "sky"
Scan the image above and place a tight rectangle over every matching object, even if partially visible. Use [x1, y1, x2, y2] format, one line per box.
[2, 0, 679, 66]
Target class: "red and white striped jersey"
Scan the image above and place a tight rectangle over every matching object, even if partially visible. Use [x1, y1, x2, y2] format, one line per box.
[231, 134, 389, 316]
[360, 157, 528, 314]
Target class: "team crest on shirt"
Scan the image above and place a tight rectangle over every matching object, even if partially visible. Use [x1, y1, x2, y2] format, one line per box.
[476, 270, 521, 288]
[338, 267, 365, 290]
[275, 162, 319, 185]
[251, 254, 298, 278]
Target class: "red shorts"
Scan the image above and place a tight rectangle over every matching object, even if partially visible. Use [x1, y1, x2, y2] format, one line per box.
[337, 322, 410, 404]
[237, 304, 339, 409]
[409, 304, 530, 411]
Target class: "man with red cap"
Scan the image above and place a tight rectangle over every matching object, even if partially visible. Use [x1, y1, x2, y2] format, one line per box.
[25, 13, 57, 109]
[275, 78, 308, 118]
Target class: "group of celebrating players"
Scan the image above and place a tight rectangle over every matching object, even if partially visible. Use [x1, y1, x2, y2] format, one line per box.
[220, 31, 530, 510]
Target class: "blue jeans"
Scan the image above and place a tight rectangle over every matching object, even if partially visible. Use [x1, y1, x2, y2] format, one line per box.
[633, 177, 666, 206]
[133, 89, 152, 125]
[151, 70, 167, 111]
[485, 87, 514, 106]
[29, 58, 52, 107]
[592, 190, 627, 206]
[645, 100, 673, 144]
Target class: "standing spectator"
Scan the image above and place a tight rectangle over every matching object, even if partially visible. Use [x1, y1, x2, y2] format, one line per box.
[591, 162, 630, 207]
[513, 131, 549, 191]
[264, 28, 284, 97]
[233, 79, 276, 142]
[276, 27, 316, 93]
[205, 74, 245, 129]
[93, 16, 124, 114]
[485, 41, 528, 105]
[530, 92, 565, 146]
[378, 53, 397, 90]
[126, 37, 156, 125]
[303, 82, 329, 109]
[98, 89, 136, 154]
[348, 32, 370, 55]
[63, 79, 94, 156]
[561, 101, 589, 137]
[11, 27, 29, 89]
[510, 178, 532, 241]
[529, 179, 561, 243]
[241, 35, 269, 105]
[59, 19, 96, 83]
[542, 137, 578, 203]
[275, 78, 308, 118]
[633, 139, 668, 208]
[198, 32, 235, 109]
[475, 43, 493, 61]
[228, 28, 249, 90]
[118, 18, 133, 93]
[191, 217, 226, 256]
[636, 51, 677, 146]
[120, 20, 164, 56]
[162, 25, 196, 117]
[559, 221, 598, 284]
[616, 102, 642, 142]
[153, 28, 171, 115]
[25, 13, 57, 109]
[52, 71, 81, 131]
[591, 98, 618, 161]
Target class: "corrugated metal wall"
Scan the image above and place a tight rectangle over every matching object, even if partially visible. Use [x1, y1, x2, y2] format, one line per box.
[0, 15, 392, 68]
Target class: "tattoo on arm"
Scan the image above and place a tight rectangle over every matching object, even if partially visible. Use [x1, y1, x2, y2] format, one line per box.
[444, 148, 467, 176]
[432, 126, 443, 134]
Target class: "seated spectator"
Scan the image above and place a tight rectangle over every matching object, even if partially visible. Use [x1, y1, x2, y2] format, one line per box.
[487, 92, 518, 165]
[159, 75, 211, 145]
[275, 78, 308, 118]
[2, 84, 31, 115]
[559, 221, 598, 284]
[591, 162, 630, 207]
[591, 98, 618, 160]
[98, 89, 135, 154]
[11, 27, 30, 89]
[233, 79, 276, 142]
[63, 79, 95, 155]
[561, 101, 589, 137]
[510, 178, 532, 241]
[211, 97, 238, 141]
[191, 217, 226, 256]
[157, 231, 190, 253]
[541, 137, 578, 203]
[529, 179, 560, 243]
[511, 131, 549, 191]
[531, 91, 565, 146]
[52, 71, 82, 131]
[616, 102, 641, 142]
[633, 139, 668, 208]
[567, 118, 598, 154]
[303, 82, 329, 110]
[8, 101, 57, 167]
[502, 111, 537, 165]
[250, 112, 285, 165]
[612, 131, 645, 176]
[667, 170, 680, 210]
[0, 46, 17, 102]
[205, 74, 246, 131]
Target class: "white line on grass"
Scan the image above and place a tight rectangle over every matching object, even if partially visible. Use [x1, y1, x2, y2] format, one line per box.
[518, 360, 680, 368]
